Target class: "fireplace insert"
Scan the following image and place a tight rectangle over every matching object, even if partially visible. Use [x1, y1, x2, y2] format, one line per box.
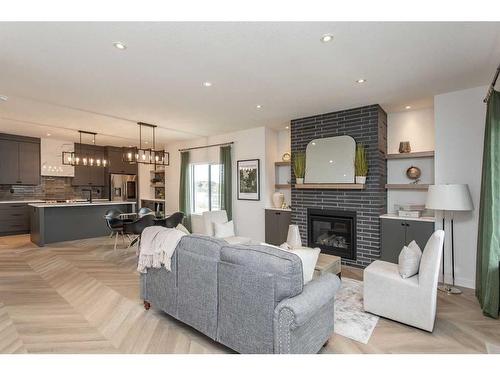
[307, 208, 356, 260]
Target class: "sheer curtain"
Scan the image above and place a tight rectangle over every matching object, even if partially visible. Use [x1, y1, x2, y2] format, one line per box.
[179, 151, 192, 230]
[476, 89, 500, 318]
[219, 145, 232, 220]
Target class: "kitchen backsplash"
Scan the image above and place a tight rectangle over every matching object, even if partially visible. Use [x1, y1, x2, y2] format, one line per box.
[0, 177, 105, 201]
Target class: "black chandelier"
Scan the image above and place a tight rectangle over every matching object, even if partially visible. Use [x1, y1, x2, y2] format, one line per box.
[62, 130, 107, 167]
[122, 122, 169, 166]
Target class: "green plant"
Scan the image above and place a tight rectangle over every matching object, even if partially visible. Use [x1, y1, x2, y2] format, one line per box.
[355, 144, 368, 176]
[292, 152, 306, 179]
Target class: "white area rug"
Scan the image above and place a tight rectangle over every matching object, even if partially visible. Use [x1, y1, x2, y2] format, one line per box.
[334, 277, 378, 344]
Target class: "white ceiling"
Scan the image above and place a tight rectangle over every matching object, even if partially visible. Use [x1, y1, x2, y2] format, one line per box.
[1, 22, 499, 147]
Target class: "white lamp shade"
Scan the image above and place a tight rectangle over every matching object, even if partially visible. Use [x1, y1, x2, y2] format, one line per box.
[425, 184, 474, 211]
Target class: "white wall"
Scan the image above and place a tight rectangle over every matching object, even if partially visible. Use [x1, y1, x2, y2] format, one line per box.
[434, 86, 487, 289]
[138, 163, 154, 205]
[386, 108, 435, 212]
[387, 108, 435, 154]
[40, 138, 75, 177]
[275, 129, 291, 206]
[165, 126, 277, 242]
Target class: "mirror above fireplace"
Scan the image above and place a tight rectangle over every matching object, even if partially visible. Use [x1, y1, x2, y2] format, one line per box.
[304, 135, 356, 183]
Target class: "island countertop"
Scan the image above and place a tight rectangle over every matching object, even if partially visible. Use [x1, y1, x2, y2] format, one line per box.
[28, 201, 136, 208]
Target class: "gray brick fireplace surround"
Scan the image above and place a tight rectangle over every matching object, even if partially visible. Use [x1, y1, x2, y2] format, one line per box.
[291, 104, 387, 268]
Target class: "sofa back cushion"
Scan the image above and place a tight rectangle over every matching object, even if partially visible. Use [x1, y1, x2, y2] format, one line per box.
[176, 234, 226, 340]
[220, 244, 303, 302]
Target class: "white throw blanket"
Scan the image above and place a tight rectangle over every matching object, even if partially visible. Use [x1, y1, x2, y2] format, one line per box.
[137, 226, 186, 273]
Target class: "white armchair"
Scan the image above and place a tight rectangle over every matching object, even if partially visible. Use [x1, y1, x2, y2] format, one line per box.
[363, 230, 444, 332]
[198, 210, 251, 245]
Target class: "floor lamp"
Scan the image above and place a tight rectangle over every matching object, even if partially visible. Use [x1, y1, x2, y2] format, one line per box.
[425, 184, 473, 295]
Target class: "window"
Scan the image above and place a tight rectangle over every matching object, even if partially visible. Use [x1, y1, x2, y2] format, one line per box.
[191, 163, 222, 214]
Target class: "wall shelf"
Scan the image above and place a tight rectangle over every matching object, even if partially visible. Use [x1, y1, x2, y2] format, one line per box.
[275, 184, 291, 189]
[275, 161, 291, 166]
[385, 151, 434, 160]
[294, 183, 366, 190]
[385, 184, 429, 190]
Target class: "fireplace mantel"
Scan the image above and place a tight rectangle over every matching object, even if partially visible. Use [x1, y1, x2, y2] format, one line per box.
[294, 183, 365, 190]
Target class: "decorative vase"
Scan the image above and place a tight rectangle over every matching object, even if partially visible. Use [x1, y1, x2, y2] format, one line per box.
[296, 177, 304, 184]
[355, 176, 366, 184]
[286, 225, 302, 249]
[399, 141, 411, 153]
[272, 192, 285, 208]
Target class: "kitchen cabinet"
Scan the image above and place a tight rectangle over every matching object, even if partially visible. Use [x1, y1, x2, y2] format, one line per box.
[72, 144, 105, 186]
[106, 146, 137, 175]
[0, 202, 34, 236]
[380, 217, 435, 263]
[0, 134, 40, 185]
[265, 209, 291, 246]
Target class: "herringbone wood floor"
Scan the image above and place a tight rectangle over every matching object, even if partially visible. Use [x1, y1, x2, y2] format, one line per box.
[0, 234, 498, 354]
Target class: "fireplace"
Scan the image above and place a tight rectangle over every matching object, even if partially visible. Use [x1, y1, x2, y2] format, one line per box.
[307, 208, 357, 260]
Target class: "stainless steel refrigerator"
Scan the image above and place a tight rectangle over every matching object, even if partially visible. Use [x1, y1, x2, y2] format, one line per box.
[110, 174, 137, 202]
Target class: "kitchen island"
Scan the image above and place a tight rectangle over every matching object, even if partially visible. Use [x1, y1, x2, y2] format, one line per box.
[29, 201, 136, 246]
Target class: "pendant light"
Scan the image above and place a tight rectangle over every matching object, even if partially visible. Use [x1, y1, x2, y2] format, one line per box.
[122, 122, 169, 166]
[62, 130, 107, 167]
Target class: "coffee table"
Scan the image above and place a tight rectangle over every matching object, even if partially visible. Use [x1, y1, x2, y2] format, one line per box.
[314, 253, 342, 279]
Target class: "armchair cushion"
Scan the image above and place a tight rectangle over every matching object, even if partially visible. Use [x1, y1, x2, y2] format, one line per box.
[202, 210, 228, 236]
[214, 220, 235, 238]
[398, 240, 422, 279]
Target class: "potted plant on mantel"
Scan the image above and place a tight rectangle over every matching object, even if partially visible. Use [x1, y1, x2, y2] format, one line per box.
[355, 144, 368, 184]
[293, 152, 306, 184]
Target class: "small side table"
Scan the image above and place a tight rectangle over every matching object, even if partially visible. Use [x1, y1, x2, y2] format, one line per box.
[314, 253, 342, 279]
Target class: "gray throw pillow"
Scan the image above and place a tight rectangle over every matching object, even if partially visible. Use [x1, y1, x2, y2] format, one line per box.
[398, 240, 422, 279]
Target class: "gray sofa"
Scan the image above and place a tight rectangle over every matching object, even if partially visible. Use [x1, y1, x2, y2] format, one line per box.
[140, 234, 341, 354]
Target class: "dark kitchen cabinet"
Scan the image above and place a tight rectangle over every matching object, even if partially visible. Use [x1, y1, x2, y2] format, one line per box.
[0, 134, 40, 185]
[265, 209, 291, 246]
[0, 139, 20, 184]
[18, 141, 41, 185]
[71, 143, 106, 186]
[106, 146, 137, 175]
[0, 202, 33, 236]
[380, 217, 435, 263]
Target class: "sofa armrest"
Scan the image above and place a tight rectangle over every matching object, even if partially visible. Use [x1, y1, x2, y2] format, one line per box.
[273, 273, 340, 353]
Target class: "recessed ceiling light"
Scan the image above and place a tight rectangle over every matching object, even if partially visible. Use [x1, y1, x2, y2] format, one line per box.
[320, 34, 334, 43]
[144, 141, 149, 144]
[203, 81, 212, 87]
[46, 133, 51, 136]
[0, 95, 8, 101]
[356, 79, 366, 84]
[285, 126, 289, 130]
[405, 105, 412, 110]
[256, 104, 262, 109]
[113, 41, 127, 50]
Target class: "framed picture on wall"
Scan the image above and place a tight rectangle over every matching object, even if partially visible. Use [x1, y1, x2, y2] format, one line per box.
[237, 159, 260, 201]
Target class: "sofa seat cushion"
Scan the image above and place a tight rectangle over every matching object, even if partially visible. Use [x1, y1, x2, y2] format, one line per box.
[220, 244, 303, 302]
[224, 236, 251, 245]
